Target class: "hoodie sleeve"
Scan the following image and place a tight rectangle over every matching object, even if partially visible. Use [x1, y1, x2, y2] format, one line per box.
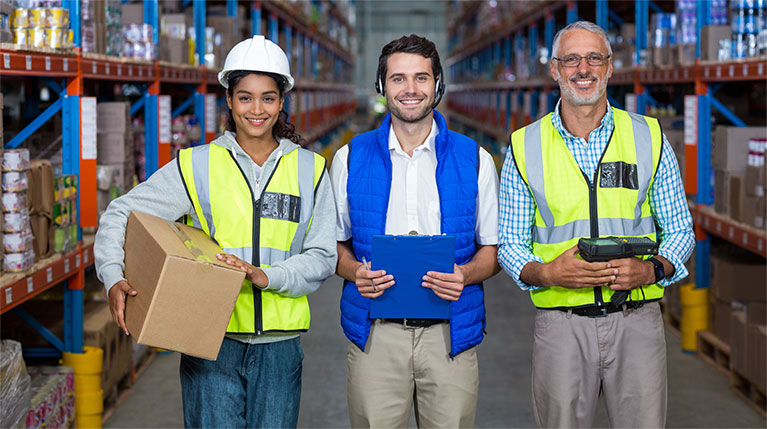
[94, 159, 195, 295]
[259, 168, 338, 297]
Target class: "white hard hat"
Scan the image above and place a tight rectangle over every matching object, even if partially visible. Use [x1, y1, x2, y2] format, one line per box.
[218, 35, 295, 92]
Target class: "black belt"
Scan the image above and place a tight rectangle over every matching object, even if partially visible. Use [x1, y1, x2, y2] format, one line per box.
[381, 318, 448, 328]
[559, 301, 645, 318]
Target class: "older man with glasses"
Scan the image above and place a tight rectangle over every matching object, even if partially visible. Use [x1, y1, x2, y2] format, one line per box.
[498, 21, 694, 428]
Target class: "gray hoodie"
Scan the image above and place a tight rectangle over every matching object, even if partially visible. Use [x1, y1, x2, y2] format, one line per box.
[94, 131, 337, 343]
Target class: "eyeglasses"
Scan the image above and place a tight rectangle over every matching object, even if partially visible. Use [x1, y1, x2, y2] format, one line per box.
[552, 53, 611, 67]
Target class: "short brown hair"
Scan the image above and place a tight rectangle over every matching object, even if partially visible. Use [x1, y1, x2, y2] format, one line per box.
[376, 34, 442, 91]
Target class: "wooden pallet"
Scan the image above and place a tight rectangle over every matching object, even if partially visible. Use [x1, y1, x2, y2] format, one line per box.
[730, 369, 767, 417]
[697, 330, 732, 377]
[101, 348, 157, 424]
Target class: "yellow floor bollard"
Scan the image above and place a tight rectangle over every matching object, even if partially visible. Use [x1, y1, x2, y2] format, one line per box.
[680, 283, 709, 353]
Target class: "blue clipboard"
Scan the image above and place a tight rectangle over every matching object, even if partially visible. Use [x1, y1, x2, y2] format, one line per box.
[368, 234, 455, 319]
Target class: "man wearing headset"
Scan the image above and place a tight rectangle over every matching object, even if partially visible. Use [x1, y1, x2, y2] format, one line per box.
[329, 34, 500, 428]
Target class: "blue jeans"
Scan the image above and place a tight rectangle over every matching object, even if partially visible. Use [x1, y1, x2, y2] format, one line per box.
[179, 337, 303, 428]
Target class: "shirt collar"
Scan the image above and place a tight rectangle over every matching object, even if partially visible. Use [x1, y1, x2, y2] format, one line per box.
[388, 119, 439, 154]
[552, 99, 613, 140]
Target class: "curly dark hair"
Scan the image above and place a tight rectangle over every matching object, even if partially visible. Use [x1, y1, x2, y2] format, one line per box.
[226, 70, 305, 146]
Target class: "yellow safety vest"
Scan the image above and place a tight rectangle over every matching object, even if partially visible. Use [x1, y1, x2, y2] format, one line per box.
[510, 107, 664, 309]
[178, 142, 326, 333]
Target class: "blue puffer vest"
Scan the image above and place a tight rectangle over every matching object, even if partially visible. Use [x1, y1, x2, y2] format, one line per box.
[340, 110, 486, 357]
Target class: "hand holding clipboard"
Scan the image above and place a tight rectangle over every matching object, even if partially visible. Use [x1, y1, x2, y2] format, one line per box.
[369, 234, 456, 319]
[353, 256, 395, 299]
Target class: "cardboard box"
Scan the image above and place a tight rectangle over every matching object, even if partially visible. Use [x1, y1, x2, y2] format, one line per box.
[159, 35, 188, 65]
[731, 310, 748, 374]
[701, 25, 731, 61]
[710, 252, 767, 302]
[97, 133, 131, 165]
[714, 170, 729, 215]
[673, 44, 696, 67]
[97, 102, 130, 133]
[742, 195, 766, 229]
[713, 299, 732, 344]
[652, 45, 670, 68]
[712, 126, 767, 174]
[729, 174, 745, 222]
[748, 324, 766, 391]
[748, 301, 767, 325]
[123, 211, 245, 360]
[121, 3, 143, 26]
[745, 164, 765, 197]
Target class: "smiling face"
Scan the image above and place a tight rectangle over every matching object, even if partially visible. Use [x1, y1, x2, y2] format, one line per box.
[383, 52, 436, 124]
[550, 28, 613, 107]
[226, 73, 284, 141]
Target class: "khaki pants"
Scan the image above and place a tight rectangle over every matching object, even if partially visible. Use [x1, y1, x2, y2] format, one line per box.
[347, 320, 478, 428]
[532, 302, 667, 428]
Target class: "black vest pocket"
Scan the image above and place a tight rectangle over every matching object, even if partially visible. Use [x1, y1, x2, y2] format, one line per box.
[599, 161, 638, 190]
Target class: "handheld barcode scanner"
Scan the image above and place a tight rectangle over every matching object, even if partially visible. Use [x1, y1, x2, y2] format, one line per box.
[577, 236, 659, 307]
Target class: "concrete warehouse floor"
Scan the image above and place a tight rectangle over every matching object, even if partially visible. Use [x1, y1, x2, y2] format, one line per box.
[105, 273, 766, 428]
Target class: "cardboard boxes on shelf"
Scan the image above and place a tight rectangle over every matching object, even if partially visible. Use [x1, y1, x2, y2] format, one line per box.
[123, 211, 245, 360]
[712, 126, 767, 225]
[96, 102, 135, 217]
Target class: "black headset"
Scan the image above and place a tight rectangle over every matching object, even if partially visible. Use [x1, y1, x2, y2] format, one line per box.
[375, 62, 445, 109]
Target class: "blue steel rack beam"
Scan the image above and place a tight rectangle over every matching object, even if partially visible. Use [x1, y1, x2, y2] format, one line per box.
[195, 0, 206, 143]
[596, 0, 608, 30]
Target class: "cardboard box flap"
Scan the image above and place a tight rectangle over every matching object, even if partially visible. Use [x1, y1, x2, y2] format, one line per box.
[128, 211, 236, 270]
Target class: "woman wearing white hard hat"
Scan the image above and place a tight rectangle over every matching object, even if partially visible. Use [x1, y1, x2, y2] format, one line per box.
[94, 36, 337, 427]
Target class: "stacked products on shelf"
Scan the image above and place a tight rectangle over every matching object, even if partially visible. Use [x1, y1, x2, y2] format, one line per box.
[0, 1, 12, 43]
[81, 0, 122, 56]
[712, 125, 767, 230]
[9, 0, 73, 50]
[0, 340, 32, 429]
[52, 173, 77, 253]
[122, 23, 155, 60]
[730, 0, 767, 58]
[159, 13, 189, 65]
[709, 243, 766, 394]
[26, 365, 76, 429]
[96, 102, 134, 217]
[3, 148, 35, 272]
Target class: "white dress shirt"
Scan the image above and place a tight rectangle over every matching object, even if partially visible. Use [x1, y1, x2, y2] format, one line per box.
[330, 119, 499, 246]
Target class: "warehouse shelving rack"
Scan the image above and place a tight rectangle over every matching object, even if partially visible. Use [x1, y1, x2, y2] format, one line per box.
[1, 0, 356, 361]
[444, 0, 766, 294]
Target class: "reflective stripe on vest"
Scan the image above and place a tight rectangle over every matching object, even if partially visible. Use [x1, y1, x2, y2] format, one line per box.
[178, 143, 325, 333]
[511, 107, 664, 308]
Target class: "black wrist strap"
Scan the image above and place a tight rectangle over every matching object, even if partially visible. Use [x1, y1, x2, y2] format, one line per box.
[648, 257, 664, 283]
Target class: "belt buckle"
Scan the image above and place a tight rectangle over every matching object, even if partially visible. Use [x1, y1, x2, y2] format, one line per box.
[597, 305, 608, 317]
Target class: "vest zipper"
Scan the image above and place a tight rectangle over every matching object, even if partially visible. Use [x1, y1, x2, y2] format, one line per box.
[583, 168, 606, 312]
[227, 151, 282, 335]
[580, 128, 614, 313]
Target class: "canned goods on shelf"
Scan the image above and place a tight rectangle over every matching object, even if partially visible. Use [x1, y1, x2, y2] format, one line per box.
[2, 171, 28, 192]
[30, 8, 49, 28]
[12, 28, 29, 45]
[2, 149, 30, 172]
[12, 8, 30, 29]
[48, 27, 64, 48]
[48, 7, 69, 28]
[2, 192, 27, 212]
[30, 27, 48, 48]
